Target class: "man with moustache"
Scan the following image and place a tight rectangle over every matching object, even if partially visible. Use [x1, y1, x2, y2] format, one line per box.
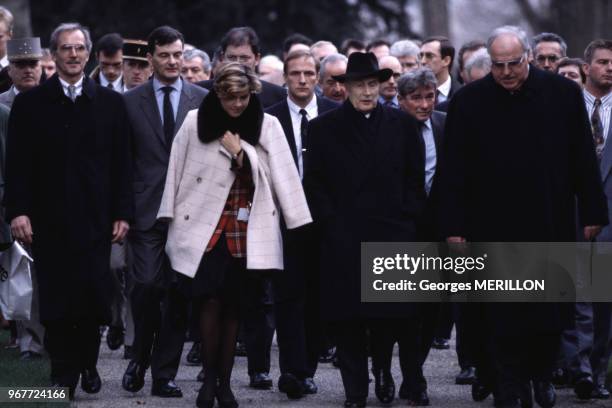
[305, 52, 425, 407]
[122, 39, 151, 91]
[377, 55, 402, 108]
[437, 26, 608, 408]
[121, 25, 207, 398]
[266, 50, 338, 399]
[5, 22, 132, 398]
[0, 37, 43, 108]
[319, 53, 348, 103]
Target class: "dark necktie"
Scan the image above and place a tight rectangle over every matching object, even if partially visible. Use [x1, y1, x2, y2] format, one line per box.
[591, 98, 604, 159]
[162, 86, 175, 145]
[299, 108, 308, 151]
[107, 82, 114, 90]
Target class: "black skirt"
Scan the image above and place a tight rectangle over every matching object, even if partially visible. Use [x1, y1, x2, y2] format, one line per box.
[177, 234, 247, 302]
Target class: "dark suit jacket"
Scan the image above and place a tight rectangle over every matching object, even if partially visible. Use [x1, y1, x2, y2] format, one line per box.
[304, 101, 426, 320]
[198, 78, 286, 108]
[265, 96, 339, 301]
[437, 67, 608, 332]
[5, 75, 133, 322]
[124, 79, 207, 232]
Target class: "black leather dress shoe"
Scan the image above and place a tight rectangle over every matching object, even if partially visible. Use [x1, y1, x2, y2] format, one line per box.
[319, 347, 336, 363]
[302, 377, 318, 394]
[278, 373, 304, 399]
[533, 381, 555, 408]
[216, 385, 239, 408]
[249, 372, 273, 389]
[344, 398, 366, 407]
[106, 326, 124, 351]
[122, 360, 146, 392]
[186, 341, 201, 366]
[455, 367, 477, 385]
[151, 379, 183, 398]
[407, 389, 430, 406]
[471, 380, 492, 402]
[81, 367, 101, 394]
[551, 368, 569, 389]
[431, 337, 450, 349]
[574, 376, 593, 400]
[591, 384, 610, 399]
[373, 369, 395, 404]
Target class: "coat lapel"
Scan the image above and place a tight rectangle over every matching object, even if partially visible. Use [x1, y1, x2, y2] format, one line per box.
[277, 102, 298, 166]
[175, 80, 195, 135]
[139, 82, 166, 147]
[600, 121, 612, 182]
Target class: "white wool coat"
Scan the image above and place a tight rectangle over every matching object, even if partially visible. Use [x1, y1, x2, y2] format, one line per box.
[157, 110, 312, 278]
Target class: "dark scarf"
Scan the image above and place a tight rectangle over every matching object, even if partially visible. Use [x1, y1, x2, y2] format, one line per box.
[197, 89, 263, 145]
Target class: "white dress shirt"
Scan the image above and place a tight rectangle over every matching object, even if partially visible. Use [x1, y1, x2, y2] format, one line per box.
[153, 77, 182, 124]
[437, 75, 452, 103]
[59, 76, 84, 100]
[0, 55, 8, 69]
[287, 95, 318, 178]
[99, 72, 123, 93]
[584, 89, 612, 142]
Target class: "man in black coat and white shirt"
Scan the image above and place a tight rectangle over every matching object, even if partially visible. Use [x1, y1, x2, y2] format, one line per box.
[304, 52, 426, 407]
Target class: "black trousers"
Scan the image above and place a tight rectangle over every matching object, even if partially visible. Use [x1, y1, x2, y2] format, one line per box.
[242, 274, 274, 376]
[128, 223, 188, 380]
[331, 319, 396, 401]
[44, 318, 101, 387]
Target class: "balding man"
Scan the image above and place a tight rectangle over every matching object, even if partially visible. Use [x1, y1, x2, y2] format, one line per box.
[310, 40, 337, 62]
[437, 26, 607, 408]
[377, 55, 402, 108]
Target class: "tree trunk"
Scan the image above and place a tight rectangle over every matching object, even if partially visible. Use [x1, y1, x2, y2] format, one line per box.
[422, 0, 449, 37]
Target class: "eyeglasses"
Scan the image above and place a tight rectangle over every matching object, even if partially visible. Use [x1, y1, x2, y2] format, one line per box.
[535, 54, 560, 64]
[224, 54, 253, 63]
[58, 44, 87, 54]
[491, 54, 526, 70]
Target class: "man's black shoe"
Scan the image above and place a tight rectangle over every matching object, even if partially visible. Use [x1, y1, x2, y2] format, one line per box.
[249, 372, 273, 389]
[373, 369, 395, 404]
[106, 326, 124, 351]
[551, 368, 569, 389]
[344, 398, 366, 407]
[186, 341, 201, 365]
[574, 376, 593, 400]
[20, 351, 42, 361]
[533, 381, 555, 408]
[471, 380, 492, 402]
[319, 347, 336, 363]
[303, 377, 318, 394]
[431, 337, 450, 350]
[278, 373, 303, 399]
[591, 384, 610, 399]
[455, 367, 476, 385]
[81, 367, 101, 394]
[122, 360, 146, 392]
[407, 389, 430, 406]
[151, 379, 183, 398]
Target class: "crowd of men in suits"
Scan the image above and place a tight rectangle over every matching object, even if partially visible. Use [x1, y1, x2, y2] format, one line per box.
[0, 4, 612, 408]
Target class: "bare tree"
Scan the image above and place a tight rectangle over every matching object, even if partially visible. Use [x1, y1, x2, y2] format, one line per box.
[422, 0, 449, 37]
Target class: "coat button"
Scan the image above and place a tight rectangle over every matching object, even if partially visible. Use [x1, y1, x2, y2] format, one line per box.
[196, 177, 202, 183]
[184, 215, 189, 220]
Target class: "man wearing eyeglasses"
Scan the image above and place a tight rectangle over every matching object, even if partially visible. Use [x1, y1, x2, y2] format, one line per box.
[532, 32, 567, 72]
[4, 22, 133, 399]
[197, 26, 285, 109]
[437, 25, 607, 408]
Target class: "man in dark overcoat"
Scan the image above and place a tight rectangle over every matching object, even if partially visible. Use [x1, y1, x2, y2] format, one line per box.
[4, 22, 132, 398]
[304, 52, 426, 407]
[437, 26, 608, 408]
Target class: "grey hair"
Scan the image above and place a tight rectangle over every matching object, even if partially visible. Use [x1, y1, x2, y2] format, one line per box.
[487, 25, 530, 55]
[184, 48, 211, 73]
[0, 6, 14, 32]
[49, 22, 92, 53]
[464, 48, 492, 81]
[397, 67, 437, 97]
[311, 40, 337, 52]
[390, 40, 420, 58]
[319, 53, 348, 81]
[532, 32, 567, 57]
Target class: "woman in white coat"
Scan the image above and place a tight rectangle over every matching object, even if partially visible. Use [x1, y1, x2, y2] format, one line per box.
[157, 63, 312, 408]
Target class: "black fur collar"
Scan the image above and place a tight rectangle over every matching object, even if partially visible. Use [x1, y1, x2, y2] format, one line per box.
[197, 90, 263, 145]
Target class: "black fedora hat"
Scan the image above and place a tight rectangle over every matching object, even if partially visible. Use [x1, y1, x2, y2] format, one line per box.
[332, 52, 393, 83]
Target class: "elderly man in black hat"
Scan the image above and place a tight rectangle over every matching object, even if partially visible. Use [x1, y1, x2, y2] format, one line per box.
[0, 37, 42, 108]
[304, 52, 426, 407]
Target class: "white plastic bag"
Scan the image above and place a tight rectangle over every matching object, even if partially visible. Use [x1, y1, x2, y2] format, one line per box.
[0, 241, 33, 320]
